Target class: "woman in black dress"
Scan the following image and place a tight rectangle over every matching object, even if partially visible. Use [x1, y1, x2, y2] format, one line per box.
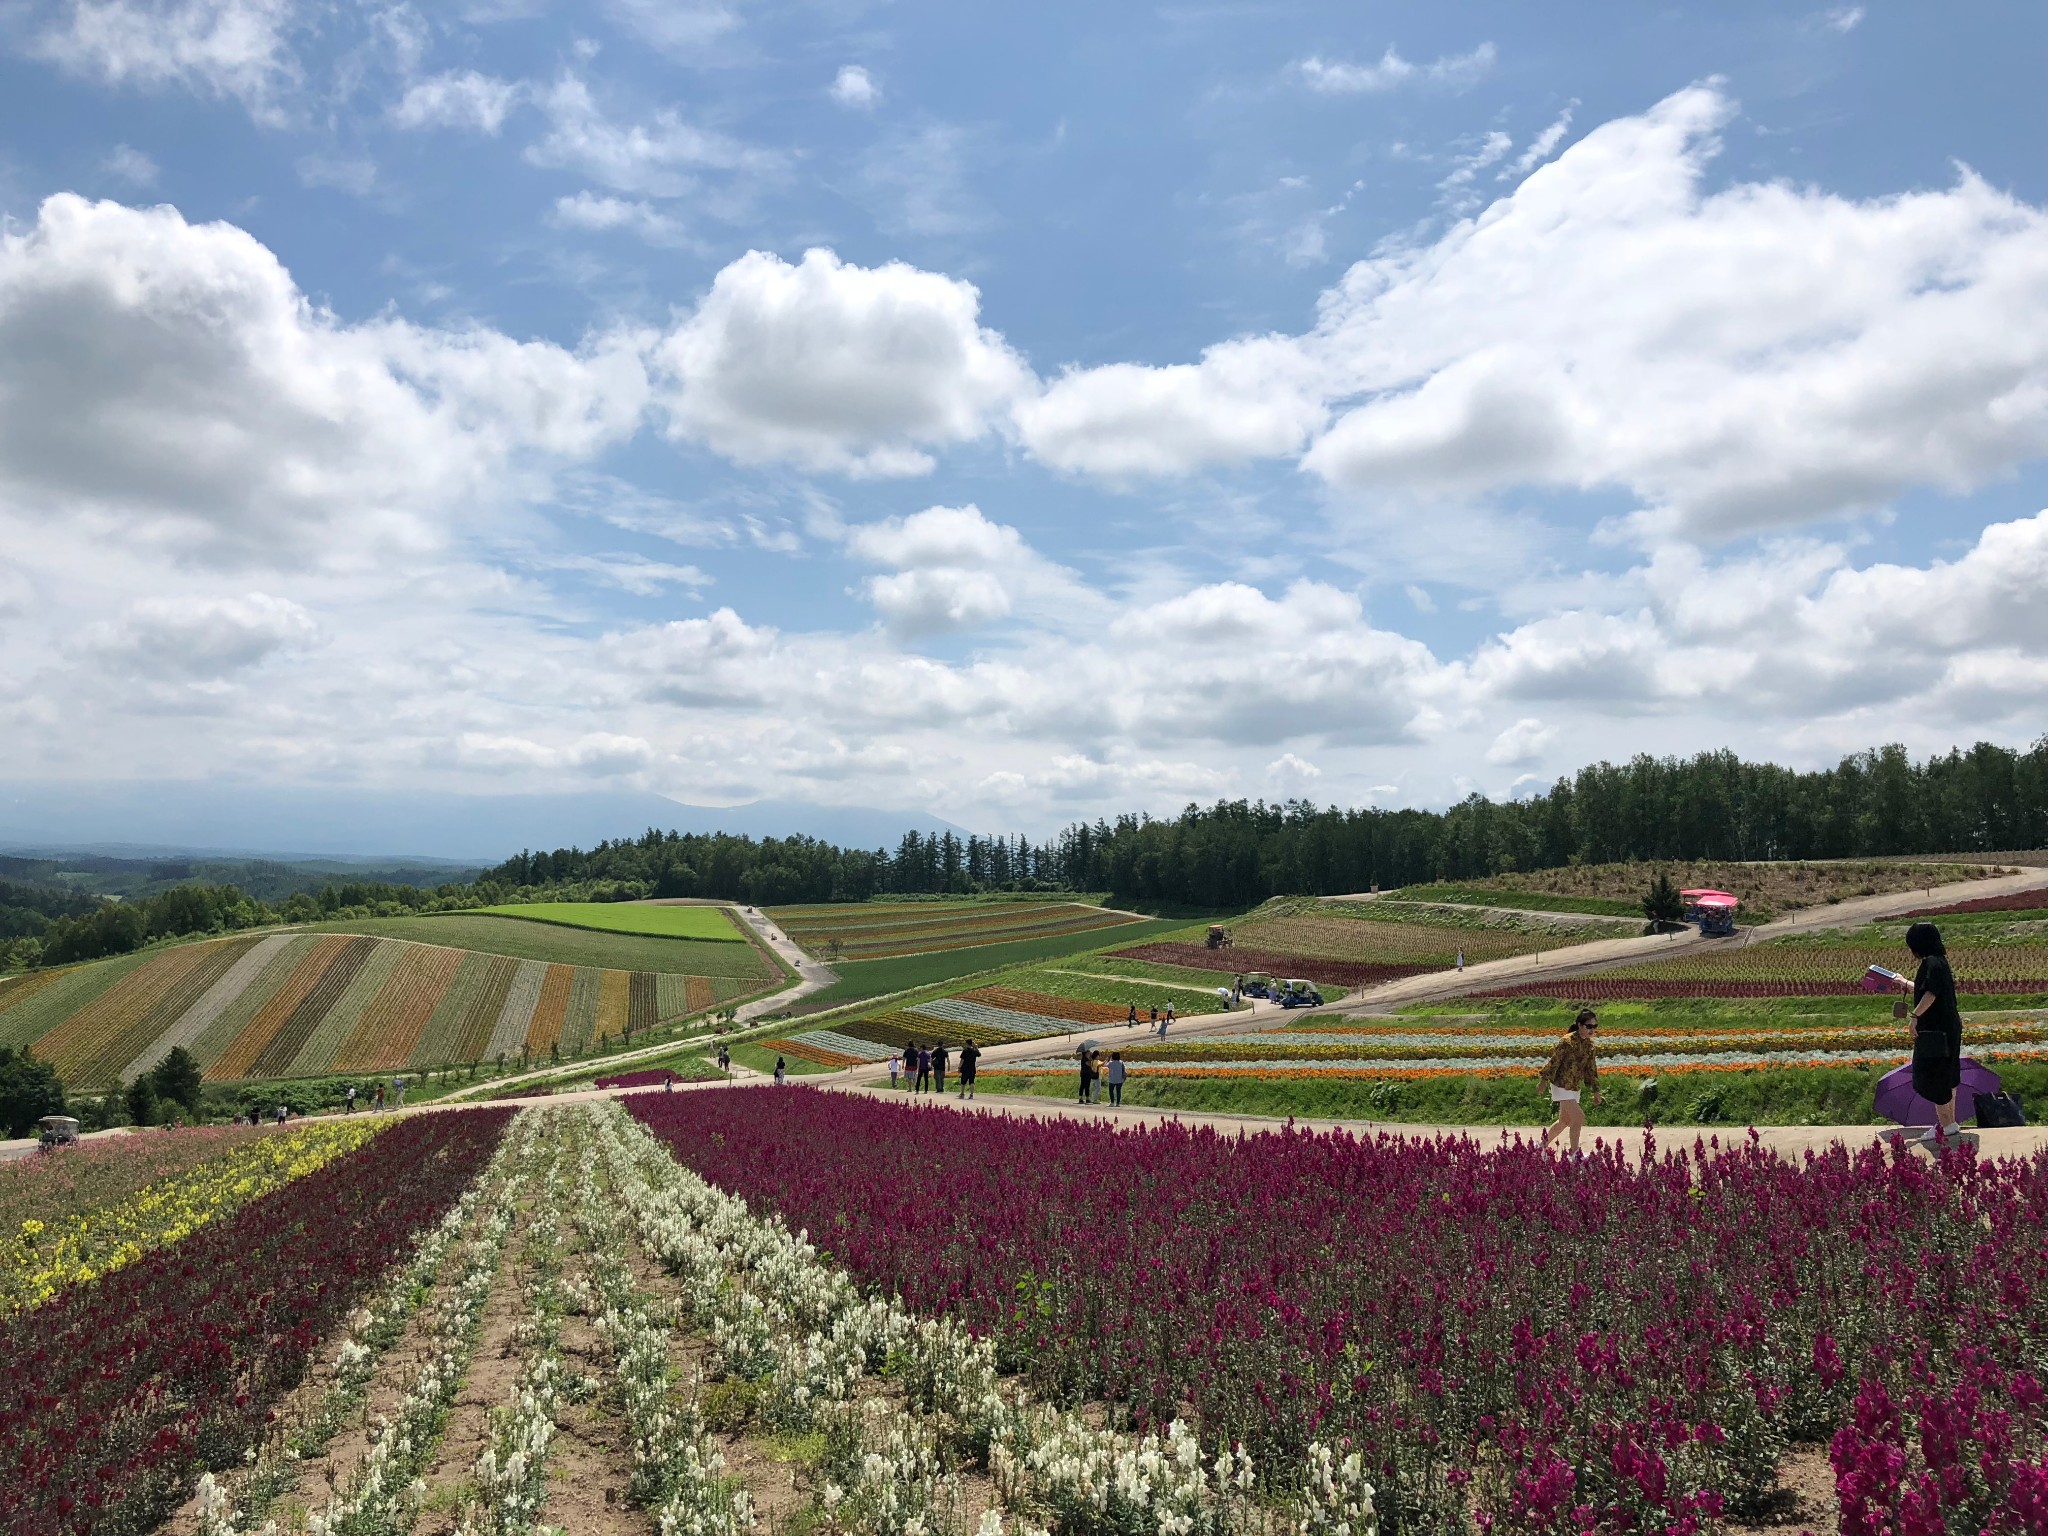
[1901, 921, 1963, 1142]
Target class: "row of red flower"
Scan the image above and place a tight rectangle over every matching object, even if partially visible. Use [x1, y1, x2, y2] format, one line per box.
[628, 1089, 2048, 1533]
[0, 1107, 513, 1536]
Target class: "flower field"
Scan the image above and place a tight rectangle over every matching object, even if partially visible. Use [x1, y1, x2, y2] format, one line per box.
[633, 1086, 2048, 1532]
[0, 932, 765, 1089]
[1906, 884, 2048, 918]
[0, 1106, 511, 1535]
[1473, 937, 2048, 1002]
[19, 1090, 2045, 1532]
[0, 1123, 274, 1237]
[53, 1099, 1385, 1536]
[768, 899, 1148, 960]
[2, 1117, 382, 1314]
[766, 984, 1150, 1068]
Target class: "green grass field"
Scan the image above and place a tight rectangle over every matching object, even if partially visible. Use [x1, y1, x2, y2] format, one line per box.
[298, 914, 779, 979]
[799, 916, 1194, 1005]
[477, 902, 747, 942]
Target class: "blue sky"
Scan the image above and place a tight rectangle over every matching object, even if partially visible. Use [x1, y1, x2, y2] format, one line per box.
[1, 0, 2046, 842]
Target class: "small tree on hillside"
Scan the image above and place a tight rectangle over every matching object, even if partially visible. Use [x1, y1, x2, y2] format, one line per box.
[151, 1046, 204, 1118]
[1642, 871, 1685, 931]
[0, 1046, 67, 1139]
[125, 1073, 161, 1129]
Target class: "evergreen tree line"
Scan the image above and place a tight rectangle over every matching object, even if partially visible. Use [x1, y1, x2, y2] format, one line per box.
[485, 739, 2048, 911]
[485, 828, 1071, 907]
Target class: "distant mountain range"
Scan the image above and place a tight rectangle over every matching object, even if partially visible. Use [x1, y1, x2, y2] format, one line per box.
[0, 782, 975, 865]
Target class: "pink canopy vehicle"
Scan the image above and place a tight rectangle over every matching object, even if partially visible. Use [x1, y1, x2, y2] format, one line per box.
[1679, 888, 1740, 936]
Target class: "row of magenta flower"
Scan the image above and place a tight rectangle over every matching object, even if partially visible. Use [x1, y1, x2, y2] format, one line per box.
[628, 1091, 2048, 1535]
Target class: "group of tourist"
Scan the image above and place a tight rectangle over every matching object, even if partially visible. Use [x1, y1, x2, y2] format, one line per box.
[888, 1041, 982, 1098]
[1124, 1002, 1175, 1038]
[1076, 1047, 1128, 1105]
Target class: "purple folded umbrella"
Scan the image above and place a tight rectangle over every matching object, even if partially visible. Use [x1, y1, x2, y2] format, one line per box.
[1874, 1057, 2001, 1127]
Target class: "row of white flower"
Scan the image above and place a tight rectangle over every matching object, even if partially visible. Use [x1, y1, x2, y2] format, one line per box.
[301, 1110, 541, 1536]
[582, 1102, 1379, 1536]
[456, 1120, 576, 1536]
[195, 1112, 532, 1536]
[569, 1107, 762, 1536]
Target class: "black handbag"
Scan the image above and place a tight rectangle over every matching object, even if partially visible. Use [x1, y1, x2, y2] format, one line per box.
[1975, 1091, 2027, 1129]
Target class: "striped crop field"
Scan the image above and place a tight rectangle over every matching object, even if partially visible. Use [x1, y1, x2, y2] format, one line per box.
[0, 932, 773, 1089]
[766, 899, 1148, 959]
[1472, 937, 2048, 1002]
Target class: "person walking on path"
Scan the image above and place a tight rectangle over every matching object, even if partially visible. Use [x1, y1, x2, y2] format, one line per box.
[1156, 1011, 1169, 1042]
[1106, 1052, 1127, 1107]
[718, 1043, 731, 1078]
[933, 1042, 950, 1095]
[1456, 949, 1465, 974]
[392, 1076, 407, 1107]
[664, 1072, 674, 1093]
[373, 1082, 385, 1112]
[345, 1084, 357, 1113]
[1897, 921, 1964, 1142]
[958, 1041, 980, 1099]
[1165, 1003, 1176, 1029]
[1538, 1009, 1602, 1153]
[915, 1045, 932, 1094]
[1077, 1045, 1096, 1105]
[1127, 1004, 1138, 1029]
[888, 1051, 902, 1090]
[1149, 1004, 1159, 1031]
[774, 1056, 787, 1085]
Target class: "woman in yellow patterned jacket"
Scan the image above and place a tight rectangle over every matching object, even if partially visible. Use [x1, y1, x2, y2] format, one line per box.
[1538, 1008, 1603, 1153]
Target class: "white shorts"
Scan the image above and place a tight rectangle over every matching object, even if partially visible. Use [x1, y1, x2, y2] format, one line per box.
[1548, 1085, 1580, 1104]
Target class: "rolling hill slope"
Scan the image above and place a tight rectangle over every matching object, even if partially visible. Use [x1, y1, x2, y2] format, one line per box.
[0, 929, 775, 1089]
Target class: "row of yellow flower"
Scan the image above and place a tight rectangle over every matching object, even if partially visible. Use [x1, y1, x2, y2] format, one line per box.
[4, 1118, 384, 1316]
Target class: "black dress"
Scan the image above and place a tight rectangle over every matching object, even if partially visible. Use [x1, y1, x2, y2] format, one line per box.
[1911, 954, 1963, 1105]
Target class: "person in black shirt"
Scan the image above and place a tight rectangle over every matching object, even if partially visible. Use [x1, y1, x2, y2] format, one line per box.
[958, 1041, 980, 1099]
[1901, 921, 1963, 1141]
[933, 1043, 950, 1094]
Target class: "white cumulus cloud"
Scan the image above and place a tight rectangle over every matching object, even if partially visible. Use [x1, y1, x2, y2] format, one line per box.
[0, 194, 649, 564]
[653, 248, 1033, 477]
